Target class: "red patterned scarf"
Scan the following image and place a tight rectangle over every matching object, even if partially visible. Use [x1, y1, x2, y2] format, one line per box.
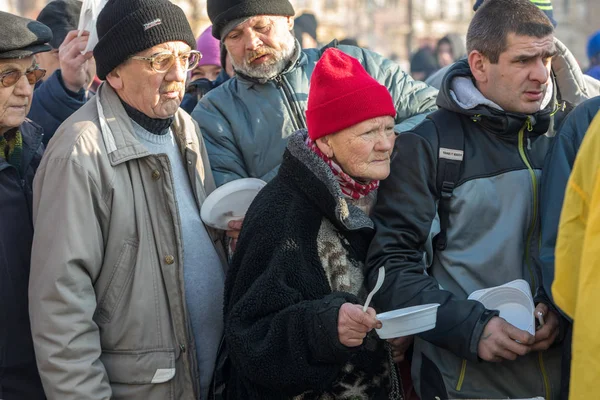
[306, 137, 379, 200]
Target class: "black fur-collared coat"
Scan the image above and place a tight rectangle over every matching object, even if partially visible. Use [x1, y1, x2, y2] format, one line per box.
[223, 131, 401, 400]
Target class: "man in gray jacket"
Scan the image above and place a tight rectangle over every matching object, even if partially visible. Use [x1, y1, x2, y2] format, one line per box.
[29, 0, 227, 399]
[192, 0, 438, 188]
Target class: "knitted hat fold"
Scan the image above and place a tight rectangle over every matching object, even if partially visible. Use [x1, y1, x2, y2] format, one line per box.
[94, 0, 196, 80]
[306, 48, 396, 140]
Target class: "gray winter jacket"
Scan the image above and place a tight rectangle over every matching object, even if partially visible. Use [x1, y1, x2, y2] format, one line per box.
[426, 38, 600, 106]
[192, 41, 438, 186]
[367, 60, 565, 400]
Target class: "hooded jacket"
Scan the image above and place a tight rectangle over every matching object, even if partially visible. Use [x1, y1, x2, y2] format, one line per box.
[192, 40, 438, 187]
[366, 59, 565, 399]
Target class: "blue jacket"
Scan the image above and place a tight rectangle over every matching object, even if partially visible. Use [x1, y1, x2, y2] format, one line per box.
[540, 96, 600, 302]
[0, 120, 45, 399]
[28, 70, 90, 145]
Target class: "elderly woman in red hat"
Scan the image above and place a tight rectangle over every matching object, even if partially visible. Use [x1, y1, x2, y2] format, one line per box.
[223, 48, 408, 399]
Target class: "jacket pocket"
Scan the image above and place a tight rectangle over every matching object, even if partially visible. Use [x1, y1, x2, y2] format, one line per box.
[95, 240, 138, 323]
[100, 349, 176, 384]
[101, 349, 176, 400]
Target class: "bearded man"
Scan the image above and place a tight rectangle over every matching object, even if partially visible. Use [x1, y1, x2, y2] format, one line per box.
[28, 0, 229, 399]
[192, 0, 438, 187]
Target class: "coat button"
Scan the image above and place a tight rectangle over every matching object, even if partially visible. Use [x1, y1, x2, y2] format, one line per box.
[180, 344, 186, 353]
[165, 255, 175, 264]
[152, 170, 161, 180]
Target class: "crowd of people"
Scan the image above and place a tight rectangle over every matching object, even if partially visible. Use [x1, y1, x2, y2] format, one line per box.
[1, 0, 600, 399]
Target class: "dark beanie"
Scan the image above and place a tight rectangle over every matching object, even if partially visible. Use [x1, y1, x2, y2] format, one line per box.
[473, 0, 557, 27]
[207, 0, 295, 40]
[37, 0, 82, 49]
[94, 0, 196, 80]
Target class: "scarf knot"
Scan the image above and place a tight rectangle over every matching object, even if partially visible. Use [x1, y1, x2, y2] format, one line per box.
[306, 137, 379, 200]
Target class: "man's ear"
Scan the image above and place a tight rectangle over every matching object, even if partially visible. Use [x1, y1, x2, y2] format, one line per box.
[287, 16, 294, 31]
[105, 67, 123, 90]
[316, 136, 333, 158]
[468, 50, 489, 84]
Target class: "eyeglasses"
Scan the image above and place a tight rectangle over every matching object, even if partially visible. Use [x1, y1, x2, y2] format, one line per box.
[0, 67, 46, 88]
[130, 50, 202, 73]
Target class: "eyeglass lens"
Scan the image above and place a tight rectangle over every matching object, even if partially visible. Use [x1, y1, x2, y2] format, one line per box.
[1, 69, 46, 87]
[153, 52, 201, 72]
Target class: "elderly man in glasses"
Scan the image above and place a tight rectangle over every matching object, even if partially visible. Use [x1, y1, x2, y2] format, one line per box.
[0, 11, 50, 400]
[28, 0, 229, 399]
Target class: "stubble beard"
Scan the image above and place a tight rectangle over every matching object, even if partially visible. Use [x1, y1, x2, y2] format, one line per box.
[232, 32, 296, 80]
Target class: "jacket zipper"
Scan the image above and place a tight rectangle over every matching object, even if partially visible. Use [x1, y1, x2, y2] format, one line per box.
[517, 118, 538, 289]
[518, 118, 551, 399]
[274, 74, 307, 131]
[455, 359, 467, 391]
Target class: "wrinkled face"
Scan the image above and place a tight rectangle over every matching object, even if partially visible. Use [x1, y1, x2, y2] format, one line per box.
[317, 116, 396, 182]
[224, 16, 296, 80]
[190, 64, 222, 82]
[477, 33, 556, 114]
[0, 57, 36, 135]
[107, 41, 190, 119]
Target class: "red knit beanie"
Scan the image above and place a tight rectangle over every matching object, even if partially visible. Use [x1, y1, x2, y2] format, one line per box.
[306, 48, 396, 141]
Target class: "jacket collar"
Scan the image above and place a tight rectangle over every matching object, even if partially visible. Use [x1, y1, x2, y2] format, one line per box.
[437, 59, 557, 138]
[0, 119, 43, 173]
[281, 130, 374, 232]
[96, 83, 197, 166]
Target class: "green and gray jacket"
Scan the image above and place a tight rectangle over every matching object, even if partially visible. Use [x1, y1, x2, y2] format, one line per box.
[192, 40, 438, 186]
[367, 59, 568, 400]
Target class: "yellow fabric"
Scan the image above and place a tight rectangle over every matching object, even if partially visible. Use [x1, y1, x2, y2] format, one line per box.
[553, 111, 600, 399]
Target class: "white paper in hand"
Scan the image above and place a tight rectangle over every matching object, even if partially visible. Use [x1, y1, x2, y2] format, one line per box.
[77, 0, 109, 54]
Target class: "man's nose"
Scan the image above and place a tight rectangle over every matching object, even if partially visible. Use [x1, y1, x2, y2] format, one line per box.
[166, 58, 187, 82]
[245, 30, 262, 51]
[530, 58, 550, 84]
[13, 74, 34, 97]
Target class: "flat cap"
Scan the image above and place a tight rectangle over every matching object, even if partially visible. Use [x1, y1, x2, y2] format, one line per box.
[0, 11, 53, 59]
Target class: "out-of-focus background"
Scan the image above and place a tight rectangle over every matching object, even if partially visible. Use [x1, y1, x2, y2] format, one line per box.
[1, 0, 597, 71]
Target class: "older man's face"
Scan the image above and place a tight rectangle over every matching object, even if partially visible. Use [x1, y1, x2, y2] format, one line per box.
[224, 16, 296, 80]
[108, 41, 190, 119]
[0, 56, 36, 135]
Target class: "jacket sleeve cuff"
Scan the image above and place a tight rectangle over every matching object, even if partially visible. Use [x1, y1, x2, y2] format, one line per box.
[468, 309, 499, 362]
[311, 293, 361, 364]
[56, 70, 86, 100]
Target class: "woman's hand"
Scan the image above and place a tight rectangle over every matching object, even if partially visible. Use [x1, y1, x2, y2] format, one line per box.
[337, 303, 382, 347]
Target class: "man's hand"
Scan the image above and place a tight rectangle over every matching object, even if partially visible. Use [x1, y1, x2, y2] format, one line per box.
[531, 303, 560, 352]
[59, 30, 94, 93]
[338, 303, 381, 347]
[387, 335, 414, 363]
[477, 316, 534, 362]
[226, 218, 243, 252]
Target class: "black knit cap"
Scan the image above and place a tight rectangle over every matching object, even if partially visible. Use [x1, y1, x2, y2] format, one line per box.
[94, 0, 196, 80]
[208, 0, 295, 40]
